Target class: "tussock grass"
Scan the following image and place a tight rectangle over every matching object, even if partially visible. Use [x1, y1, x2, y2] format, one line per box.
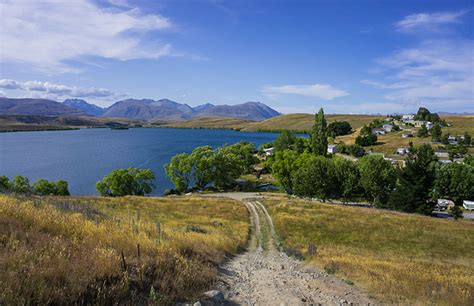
[0, 195, 248, 305]
[263, 196, 474, 305]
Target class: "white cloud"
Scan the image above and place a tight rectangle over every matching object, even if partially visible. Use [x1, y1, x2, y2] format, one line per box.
[0, 0, 173, 73]
[262, 83, 349, 100]
[0, 79, 125, 103]
[362, 39, 474, 112]
[395, 11, 466, 32]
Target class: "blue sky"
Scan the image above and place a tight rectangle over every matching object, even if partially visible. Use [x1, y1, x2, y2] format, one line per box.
[0, 0, 473, 114]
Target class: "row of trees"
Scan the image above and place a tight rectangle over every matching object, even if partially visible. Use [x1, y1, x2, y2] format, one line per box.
[165, 142, 257, 193]
[268, 108, 474, 215]
[0, 175, 70, 196]
[271, 142, 474, 214]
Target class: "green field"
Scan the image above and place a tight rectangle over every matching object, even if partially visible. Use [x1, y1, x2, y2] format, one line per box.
[263, 195, 474, 305]
[0, 195, 248, 305]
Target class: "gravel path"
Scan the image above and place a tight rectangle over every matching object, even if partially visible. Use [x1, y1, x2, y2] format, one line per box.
[206, 193, 374, 305]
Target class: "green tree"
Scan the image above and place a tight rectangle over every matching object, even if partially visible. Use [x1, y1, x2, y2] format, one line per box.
[355, 125, 377, 147]
[311, 108, 328, 156]
[464, 155, 474, 166]
[441, 133, 450, 145]
[328, 121, 352, 137]
[56, 180, 70, 196]
[450, 205, 463, 220]
[272, 149, 299, 193]
[334, 157, 362, 203]
[190, 146, 215, 189]
[294, 137, 310, 154]
[274, 130, 296, 152]
[463, 132, 472, 146]
[359, 155, 396, 207]
[388, 144, 438, 214]
[213, 146, 245, 190]
[434, 163, 474, 205]
[33, 179, 57, 195]
[0, 176, 10, 192]
[224, 141, 257, 174]
[96, 167, 155, 196]
[431, 123, 442, 142]
[165, 153, 193, 193]
[11, 175, 31, 194]
[418, 124, 429, 138]
[293, 155, 336, 201]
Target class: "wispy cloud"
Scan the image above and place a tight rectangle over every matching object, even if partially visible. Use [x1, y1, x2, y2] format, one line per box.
[362, 39, 474, 112]
[0, 0, 174, 73]
[395, 11, 467, 32]
[0, 79, 126, 104]
[262, 83, 349, 100]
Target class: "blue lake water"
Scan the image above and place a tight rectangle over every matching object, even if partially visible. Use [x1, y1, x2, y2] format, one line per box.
[0, 128, 278, 195]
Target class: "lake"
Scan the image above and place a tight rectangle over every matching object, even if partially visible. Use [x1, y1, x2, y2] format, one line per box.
[0, 128, 278, 195]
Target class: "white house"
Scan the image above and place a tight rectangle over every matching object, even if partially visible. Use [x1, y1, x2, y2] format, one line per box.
[435, 150, 449, 158]
[327, 144, 338, 154]
[436, 199, 454, 211]
[402, 114, 414, 121]
[425, 122, 433, 130]
[382, 123, 393, 133]
[439, 159, 452, 164]
[463, 200, 474, 211]
[448, 136, 458, 145]
[396, 147, 409, 155]
[263, 147, 274, 156]
[372, 128, 386, 135]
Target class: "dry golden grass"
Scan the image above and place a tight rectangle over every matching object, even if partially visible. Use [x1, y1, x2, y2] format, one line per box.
[162, 117, 253, 130]
[0, 195, 248, 305]
[336, 116, 474, 154]
[241, 113, 383, 132]
[263, 196, 474, 305]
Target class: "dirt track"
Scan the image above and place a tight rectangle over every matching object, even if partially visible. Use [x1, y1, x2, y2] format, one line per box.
[207, 193, 374, 305]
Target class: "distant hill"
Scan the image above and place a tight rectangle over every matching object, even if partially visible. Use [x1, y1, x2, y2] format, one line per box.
[194, 102, 281, 121]
[0, 98, 86, 116]
[0, 114, 143, 132]
[103, 99, 280, 121]
[63, 99, 105, 116]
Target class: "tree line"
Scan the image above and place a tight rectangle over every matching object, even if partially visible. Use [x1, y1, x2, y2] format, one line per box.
[0, 175, 70, 196]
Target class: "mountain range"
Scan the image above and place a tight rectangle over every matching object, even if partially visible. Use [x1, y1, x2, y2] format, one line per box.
[0, 97, 280, 121]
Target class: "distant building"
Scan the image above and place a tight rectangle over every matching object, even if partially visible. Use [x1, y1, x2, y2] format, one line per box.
[439, 159, 452, 164]
[425, 122, 433, 130]
[396, 147, 409, 155]
[448, 136, 458, 145]
[263, 147, 274, 156]
[327, 144, 338, 154]
[402, 132, 414, 138]
[402, 114, 414, 121]
[382, 123, 393, 133]
[463, 200, 474, 211]
[435, 150, 449, 158]
[372, 128, 386, 135]
[436, 199, 455, 211]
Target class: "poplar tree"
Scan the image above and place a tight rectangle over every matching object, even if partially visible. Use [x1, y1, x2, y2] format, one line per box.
[311, 108, 328, 156]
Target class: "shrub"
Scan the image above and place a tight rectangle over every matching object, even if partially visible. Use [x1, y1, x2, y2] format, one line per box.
[96, 167, 155, 196]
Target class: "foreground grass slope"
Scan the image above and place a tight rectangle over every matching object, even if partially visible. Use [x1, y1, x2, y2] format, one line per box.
[0, 195, 248, 305]
[263, 196, 474, 305]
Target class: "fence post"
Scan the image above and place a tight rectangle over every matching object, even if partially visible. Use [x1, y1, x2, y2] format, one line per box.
[308, 242, 316, 256]
[156, 222, 161, 245]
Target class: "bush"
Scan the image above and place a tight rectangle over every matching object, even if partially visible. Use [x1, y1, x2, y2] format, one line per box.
[33, 179, 70, 196]
[328, 121, 352, 137]
[11, 176, 31, 194]
[96, 167, 155, 196]
[293, 155, 336, 201]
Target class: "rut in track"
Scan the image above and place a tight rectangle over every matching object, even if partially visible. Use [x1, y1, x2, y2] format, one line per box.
[212, 193, 374, 305]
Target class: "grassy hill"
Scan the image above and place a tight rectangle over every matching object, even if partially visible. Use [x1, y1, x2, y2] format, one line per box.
[263, 195, 474, 305]
[164, 113, 383, 133]
[336, 115, 474, 155]
[161, 117, 253, 130]
[0, 195, 248, 304]
[0, 115, 144, 132]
